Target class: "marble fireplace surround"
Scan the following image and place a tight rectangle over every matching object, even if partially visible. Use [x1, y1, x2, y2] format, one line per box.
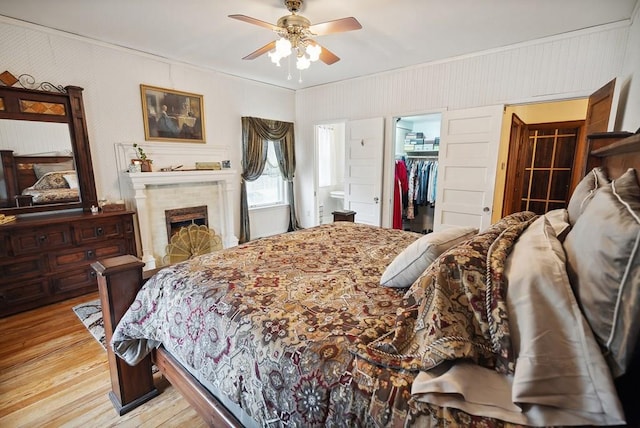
[115, 142, 238, 269]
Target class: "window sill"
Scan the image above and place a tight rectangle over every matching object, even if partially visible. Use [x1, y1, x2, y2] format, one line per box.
[248, 203, 288, 212]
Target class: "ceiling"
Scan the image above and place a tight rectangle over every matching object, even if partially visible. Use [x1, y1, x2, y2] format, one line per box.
[0, 0, 637, 90]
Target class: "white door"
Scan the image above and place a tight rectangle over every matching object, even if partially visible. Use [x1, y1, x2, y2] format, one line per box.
[433, 105, 503, 231]
[344, 117, 384, 226]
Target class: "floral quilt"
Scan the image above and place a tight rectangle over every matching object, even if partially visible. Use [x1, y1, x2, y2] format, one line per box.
[112, 220, 535, 427]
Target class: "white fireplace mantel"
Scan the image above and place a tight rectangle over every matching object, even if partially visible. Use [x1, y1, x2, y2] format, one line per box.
[124, 169, 238, 269]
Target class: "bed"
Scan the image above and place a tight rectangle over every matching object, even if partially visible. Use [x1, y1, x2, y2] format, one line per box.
[95, 132, 640, 427]
[0, 152, 79, 206]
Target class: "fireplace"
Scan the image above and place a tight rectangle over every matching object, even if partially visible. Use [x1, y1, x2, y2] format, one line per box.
[116, 142, 238, 270]
[165, 205, 208, 239]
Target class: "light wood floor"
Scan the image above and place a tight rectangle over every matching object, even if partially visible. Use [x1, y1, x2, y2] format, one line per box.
[0, 292, 207, 427]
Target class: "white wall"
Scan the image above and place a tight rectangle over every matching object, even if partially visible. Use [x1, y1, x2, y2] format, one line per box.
[0, 17, 295, 240]
[3, 14, 639, 237]
[295, 22, 631, 228]
[615, 4, 640, 132]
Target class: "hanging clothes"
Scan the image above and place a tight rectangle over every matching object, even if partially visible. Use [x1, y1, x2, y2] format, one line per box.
[393, 159, 408, 229]
[405, 158, 438, 208]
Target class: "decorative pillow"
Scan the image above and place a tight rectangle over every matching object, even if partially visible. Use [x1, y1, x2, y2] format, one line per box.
[380, 226, 478, 287]
[63, 173, 79, 189]
[31, 170, 73, 190]
[566, 167, 609, 226]
[564, 168, 640, 377]
[32, 160, 74, 179]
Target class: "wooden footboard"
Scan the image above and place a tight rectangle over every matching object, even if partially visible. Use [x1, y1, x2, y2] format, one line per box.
[92, 256, 158, 415]
[92, 255, 241, 427]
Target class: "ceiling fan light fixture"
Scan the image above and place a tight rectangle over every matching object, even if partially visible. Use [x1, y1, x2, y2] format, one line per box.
[296, 55, 311, 70]
[230, 0, 363, 82]
[268, 51, 283, 66]
[306, 44, 321, 62]
[275, 37, 292, 57]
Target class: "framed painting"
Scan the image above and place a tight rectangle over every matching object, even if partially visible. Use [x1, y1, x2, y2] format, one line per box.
[140, 84, 205, 143]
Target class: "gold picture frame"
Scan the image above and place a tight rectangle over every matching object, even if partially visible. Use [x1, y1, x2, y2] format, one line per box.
[140, 84, 205, 143]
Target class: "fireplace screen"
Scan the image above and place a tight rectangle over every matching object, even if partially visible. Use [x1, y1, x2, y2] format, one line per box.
[164, 205, 221, 264]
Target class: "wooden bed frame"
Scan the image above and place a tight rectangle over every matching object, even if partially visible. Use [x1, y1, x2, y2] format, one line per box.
[0, 151, 74, 207]
[93, 131, 640, 427]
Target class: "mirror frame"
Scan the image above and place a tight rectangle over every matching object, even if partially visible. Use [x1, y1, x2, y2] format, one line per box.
[0, 79, 98, 215]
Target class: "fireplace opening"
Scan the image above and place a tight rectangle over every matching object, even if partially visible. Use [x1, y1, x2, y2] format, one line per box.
[165, 205, 208, 239]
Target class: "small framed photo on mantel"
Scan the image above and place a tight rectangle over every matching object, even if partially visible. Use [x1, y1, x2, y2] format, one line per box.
[140, 84, 205, 143]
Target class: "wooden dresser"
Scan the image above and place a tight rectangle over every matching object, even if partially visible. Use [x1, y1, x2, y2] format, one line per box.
[0, 210, 136, 317]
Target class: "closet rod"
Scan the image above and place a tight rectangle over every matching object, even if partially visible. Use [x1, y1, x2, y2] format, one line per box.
[406, 155, 439, 159]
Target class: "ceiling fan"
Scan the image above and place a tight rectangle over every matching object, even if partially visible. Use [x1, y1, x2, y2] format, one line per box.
[229, 0, 362, 68]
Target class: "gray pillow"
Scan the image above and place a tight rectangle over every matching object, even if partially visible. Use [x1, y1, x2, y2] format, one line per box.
[380, 226, 478, 287]
[33, 160, 74, 179]
[567, 167, 609, 226]
[564, 168, 640, 377]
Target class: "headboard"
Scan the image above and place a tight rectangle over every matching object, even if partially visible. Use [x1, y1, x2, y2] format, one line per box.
[587, 131, 640, 178]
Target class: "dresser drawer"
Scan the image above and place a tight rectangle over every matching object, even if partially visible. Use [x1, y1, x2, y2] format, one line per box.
[0, 234, 7, 258]
[0, 255, 47, 283]
[50, 266, 97, 295]
[0, 277, 50, 313]
[49, 239, 128, 270]
[74, 217, 125, 244]
[10, 225, 72, 255]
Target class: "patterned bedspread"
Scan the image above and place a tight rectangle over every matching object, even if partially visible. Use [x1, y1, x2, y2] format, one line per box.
[22, 187, 79, 204]
[113, 220, 535, 427]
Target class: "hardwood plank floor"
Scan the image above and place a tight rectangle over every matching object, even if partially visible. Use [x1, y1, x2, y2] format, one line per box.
[0, 292, 206, 427]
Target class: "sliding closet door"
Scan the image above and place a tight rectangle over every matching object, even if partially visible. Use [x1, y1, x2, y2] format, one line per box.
[433, 105, 503, 231]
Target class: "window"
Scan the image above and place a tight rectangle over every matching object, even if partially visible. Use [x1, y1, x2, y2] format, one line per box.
[246, 141, 286, 207]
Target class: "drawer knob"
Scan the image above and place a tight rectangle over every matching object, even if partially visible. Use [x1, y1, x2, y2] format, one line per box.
[90, 270, 97, 278]
[86, 250, 95, 258]
[39, 235, 47, 242]
[96, 227, 104, 236]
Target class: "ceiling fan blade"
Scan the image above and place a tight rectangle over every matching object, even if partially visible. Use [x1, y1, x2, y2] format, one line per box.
[309, 17, 362, 35]
[242, 41, 276, 60]
[229, 14, 279, 31]
[314, 43, 340, 65]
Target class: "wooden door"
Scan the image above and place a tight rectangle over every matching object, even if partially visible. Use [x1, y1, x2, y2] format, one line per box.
[433, 105, 503, 231]
[570, 79, 616, 192]
[503, 121, 583, 215]
[344, 117, 384, 226]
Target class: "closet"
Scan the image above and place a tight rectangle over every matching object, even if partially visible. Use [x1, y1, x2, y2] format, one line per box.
[393, 113, 441, 233]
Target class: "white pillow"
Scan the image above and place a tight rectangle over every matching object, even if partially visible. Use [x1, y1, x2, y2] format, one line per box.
[380, 226, 478, 288]
[63, 173, 79, 189]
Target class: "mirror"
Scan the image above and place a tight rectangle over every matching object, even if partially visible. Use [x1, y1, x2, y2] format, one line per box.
[0, 74, 98, 215]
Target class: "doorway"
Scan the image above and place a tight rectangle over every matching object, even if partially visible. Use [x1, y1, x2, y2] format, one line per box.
[391, 113, 442, 232]
[314, 122, 345, 225]
[494, 79, 615, 221]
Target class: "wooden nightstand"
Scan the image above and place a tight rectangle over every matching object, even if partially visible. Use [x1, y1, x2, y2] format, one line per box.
[332, 210, 356, 222]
